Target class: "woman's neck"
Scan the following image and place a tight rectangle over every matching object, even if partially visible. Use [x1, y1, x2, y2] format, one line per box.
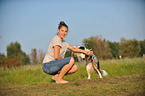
[57, 35, 63, 41]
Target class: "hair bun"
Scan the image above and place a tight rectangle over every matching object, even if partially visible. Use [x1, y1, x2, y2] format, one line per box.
[58, 21, 68, 29]
[59, 21, 65, 25]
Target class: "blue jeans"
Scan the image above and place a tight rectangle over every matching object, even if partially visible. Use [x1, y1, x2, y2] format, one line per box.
[43, 57, 72, 75]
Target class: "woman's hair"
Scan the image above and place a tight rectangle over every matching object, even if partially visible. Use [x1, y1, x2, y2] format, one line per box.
[58, 21, 68, 30]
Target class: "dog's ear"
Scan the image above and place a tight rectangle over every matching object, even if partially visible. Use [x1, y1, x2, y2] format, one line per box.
[78, 45, 86, 50]
[79, 46, 85, 50]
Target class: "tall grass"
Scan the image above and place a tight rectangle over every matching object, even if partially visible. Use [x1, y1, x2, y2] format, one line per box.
[0, 57, 145, 88]
[100, 57, 145, 77]
[0, 64, 49, 88]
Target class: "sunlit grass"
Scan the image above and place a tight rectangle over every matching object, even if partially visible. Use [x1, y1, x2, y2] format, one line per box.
[0, 57, 145, 96]
[0, 57, 145, 88]
[100, 57, 145, 77]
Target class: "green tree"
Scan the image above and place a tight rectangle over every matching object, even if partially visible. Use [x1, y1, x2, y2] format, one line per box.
[140, 40, 145, 57]
[119, 39, 141, 58]
[7, 42, 20, 57]
[6, 41, 30, 65]
[0, 53, 6, 67]
[83, 36, 112, 60]
[108, 41, 119, 59]
[30, 48, 38, 65]
[82, 36, 94, 49]
[65, 50, 72, 57]
[38, 49, 45, 64]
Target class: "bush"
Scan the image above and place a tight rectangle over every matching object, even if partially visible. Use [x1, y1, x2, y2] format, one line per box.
[3, 58, 21, 68]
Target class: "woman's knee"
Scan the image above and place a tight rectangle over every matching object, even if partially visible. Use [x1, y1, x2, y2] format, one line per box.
[70, 57, 75, 64]
[67, 64, 78, 74]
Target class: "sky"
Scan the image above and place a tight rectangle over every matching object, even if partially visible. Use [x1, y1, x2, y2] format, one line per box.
[0, 0, 145, 55]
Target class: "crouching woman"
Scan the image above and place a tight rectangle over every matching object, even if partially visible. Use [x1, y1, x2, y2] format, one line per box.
[42, 21, 93, 84]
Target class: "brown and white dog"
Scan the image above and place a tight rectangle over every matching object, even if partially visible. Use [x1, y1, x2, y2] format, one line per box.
[73, 46, 108, 79]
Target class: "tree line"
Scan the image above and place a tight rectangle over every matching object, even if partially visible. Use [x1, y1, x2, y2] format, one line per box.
[0, 41, 45, 68]
[66, 36, 145, 60]
[0, 36, 145, 68]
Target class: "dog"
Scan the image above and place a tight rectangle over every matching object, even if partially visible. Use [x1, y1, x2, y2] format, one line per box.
[73, 45, 108, 79]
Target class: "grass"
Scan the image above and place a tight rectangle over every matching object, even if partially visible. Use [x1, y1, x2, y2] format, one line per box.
[0, 57, 145, 96]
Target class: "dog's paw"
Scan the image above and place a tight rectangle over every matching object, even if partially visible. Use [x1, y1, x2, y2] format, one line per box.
[87, 77, 91, 79]
[87, 75, 91, 79]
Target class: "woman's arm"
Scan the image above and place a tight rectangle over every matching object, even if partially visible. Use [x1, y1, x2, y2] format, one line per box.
[68, 45, 93, 56]
[54, 45, 62, 59]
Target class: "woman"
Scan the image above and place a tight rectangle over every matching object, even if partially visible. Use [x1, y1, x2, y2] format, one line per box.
[43, 21, 93, 84]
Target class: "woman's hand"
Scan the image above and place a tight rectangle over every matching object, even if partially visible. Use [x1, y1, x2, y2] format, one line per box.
[68, 45, 93, 56]
[85, 49, 93, 56]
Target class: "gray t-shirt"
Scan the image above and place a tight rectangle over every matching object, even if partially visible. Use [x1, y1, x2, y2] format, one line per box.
[43, 35, 69, 63]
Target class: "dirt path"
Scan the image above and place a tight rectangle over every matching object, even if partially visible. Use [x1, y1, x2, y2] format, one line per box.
[0, 75, 144, 96]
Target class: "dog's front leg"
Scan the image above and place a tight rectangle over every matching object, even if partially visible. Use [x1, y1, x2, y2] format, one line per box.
[87, 70, 91, 79]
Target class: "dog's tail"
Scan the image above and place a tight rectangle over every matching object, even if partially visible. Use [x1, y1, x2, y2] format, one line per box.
[100, 69, 108, 76]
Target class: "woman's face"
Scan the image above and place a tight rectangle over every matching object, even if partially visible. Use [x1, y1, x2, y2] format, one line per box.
[57, 26, 68, 39]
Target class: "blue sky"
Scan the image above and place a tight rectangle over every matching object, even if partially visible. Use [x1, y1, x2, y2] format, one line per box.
[0, 0, 145, 55]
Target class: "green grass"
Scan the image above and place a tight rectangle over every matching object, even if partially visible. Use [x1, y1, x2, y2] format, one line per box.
[0, 57, 145, 96]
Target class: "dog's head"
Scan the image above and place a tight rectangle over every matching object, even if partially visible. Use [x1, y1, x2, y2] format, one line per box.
[73, 45, 99, 64]
[73, 45, 88, 63]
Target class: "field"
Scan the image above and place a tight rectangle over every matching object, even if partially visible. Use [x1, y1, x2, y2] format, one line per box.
[0, 58, 145, 96]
